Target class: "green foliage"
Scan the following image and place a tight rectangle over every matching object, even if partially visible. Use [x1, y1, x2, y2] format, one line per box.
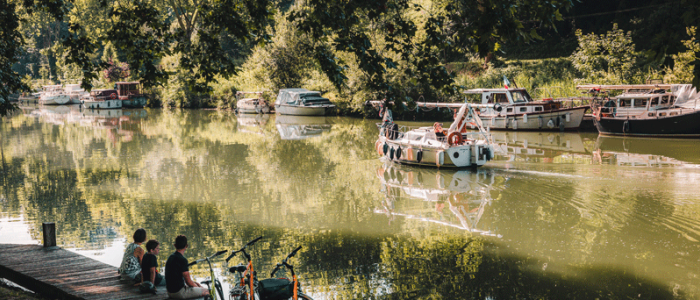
[571, 24, 641, 82]
[664, 27, 700, 84]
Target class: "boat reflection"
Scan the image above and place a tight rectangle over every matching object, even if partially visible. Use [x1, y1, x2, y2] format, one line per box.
[236, 113, 271, 135]
[275, 115, 332, 140]
[593, 136, 700, 167]
[491, 131, 594, 162]
[376, 163, 501, 237]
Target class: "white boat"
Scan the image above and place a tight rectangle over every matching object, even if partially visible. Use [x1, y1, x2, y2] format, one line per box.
[81, 89, 122, 109]
[462, 88, 588, 131]
[38, 85, 70, 105]
[64, 84, 88, 104]
[274, 88, 335, 116]
[235, 91, 271, 114]
[375, 103, 496, 168]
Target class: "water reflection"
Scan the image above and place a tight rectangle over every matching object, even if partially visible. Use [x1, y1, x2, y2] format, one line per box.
[236, 113, 270, 135]
[275, 115, 332, 140]
[593, 135, 700, 167]
[376, 163, 501, 237]
[491, 131, 595, 163]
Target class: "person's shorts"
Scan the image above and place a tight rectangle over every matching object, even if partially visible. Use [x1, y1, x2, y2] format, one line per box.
[168, 286, 206, 299]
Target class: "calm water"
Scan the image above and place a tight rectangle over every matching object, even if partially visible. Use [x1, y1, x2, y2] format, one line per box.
[2, 105, 700, 299]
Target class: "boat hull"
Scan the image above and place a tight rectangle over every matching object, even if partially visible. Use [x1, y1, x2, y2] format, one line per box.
[39, 95, 70, 105]
[275, 104, 333, 116]
[478, 107, 587, 131]
[82, 99, 123, 109]
[376, 136, 493, 168]
[237, 101, 271, 114]
[595, 109, 700, 137]
[121, 96, 147, 108]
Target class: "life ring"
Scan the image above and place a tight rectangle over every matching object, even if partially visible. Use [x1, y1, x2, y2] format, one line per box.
[447, 132, 463, 146]
[110, 93, 117, 100]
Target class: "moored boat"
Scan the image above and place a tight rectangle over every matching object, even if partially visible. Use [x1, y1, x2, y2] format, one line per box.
[376, 103, 496, 168]
[580, 84, 700, 138]
[274, 88, 335, 116]
[115, 82, 148, 108]
[64, 84, 88, 104]
[81, 89, 122, 109]
[462, 88, 588, 131]
[235, 91, 271, 114]
[38, 85, 70, 105]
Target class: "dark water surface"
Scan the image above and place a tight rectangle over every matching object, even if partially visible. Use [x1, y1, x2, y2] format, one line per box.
[1, 105, 700, 299]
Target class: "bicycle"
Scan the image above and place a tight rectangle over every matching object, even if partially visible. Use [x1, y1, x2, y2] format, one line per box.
[226, 236, 263, 300]
[188, 249, 229, 300]
[263, 246, 313, 300]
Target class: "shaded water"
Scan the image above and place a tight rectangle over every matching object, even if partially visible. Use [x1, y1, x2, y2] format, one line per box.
[1, 105, 700, 299]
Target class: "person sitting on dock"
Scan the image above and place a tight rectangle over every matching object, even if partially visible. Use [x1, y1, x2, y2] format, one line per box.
[118, 228, 146, 282]
[433, 122, 447, 137]
[165, 235, 209, 299]
[139, 239, 165, 290]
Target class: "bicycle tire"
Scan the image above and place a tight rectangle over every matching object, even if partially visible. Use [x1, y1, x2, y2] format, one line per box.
[215, 279, 224, 300]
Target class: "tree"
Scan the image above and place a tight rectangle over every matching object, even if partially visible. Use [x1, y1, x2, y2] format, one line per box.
[571, 24, 640, 81]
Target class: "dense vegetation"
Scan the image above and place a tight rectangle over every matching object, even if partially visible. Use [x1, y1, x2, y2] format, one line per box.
[1, 0, 699, 117]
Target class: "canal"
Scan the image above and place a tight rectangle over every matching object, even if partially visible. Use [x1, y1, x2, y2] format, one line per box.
[1, 105, 699, 299]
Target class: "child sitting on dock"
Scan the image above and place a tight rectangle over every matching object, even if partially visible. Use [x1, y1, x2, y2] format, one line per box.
[140, 240, 165, 287]
[118, 228, 146, 282]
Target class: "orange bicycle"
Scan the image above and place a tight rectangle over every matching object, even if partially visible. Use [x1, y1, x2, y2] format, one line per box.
[262, 246, 313, 300]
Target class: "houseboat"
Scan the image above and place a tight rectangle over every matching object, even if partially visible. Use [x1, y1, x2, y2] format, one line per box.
[462, 88, 588, 131]
[579, 84, 700, 137]
[115, 82, 147, 108]
[81, 89, 122, 109]
[38, 85, 70, 105]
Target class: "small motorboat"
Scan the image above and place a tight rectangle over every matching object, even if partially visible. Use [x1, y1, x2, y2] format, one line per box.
[235, 91, 271, 114]
[274, 88, 335, 116]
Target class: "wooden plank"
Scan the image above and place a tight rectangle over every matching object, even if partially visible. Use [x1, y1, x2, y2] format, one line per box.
[0, 244, 169, 300]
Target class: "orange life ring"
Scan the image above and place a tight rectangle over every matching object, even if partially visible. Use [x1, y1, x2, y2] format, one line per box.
[447, 132, 463, 146]
[110, 93, 117, 100]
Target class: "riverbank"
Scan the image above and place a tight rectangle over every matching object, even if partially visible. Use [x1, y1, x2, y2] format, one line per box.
[0, 279, 45, 300]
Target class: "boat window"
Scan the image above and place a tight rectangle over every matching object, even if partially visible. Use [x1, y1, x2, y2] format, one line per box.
[534, 106, 543, 112]
[509, 91, 530, 103]
[648, 112, 655, 117]
[633, 98, 648, 108]
[650, 97, 659, 106]
[659, 112, 667, 116]
[507, 107, 513, 113]
[661, 96, 669, 105]
[670, 112, 678, 116]
[619, 99, 632, 107]
[519, 107, 527, 112]
[493, 93, 509, 104]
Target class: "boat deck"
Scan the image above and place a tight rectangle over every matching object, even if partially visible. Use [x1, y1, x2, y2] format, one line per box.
[0, 244, 167, 299]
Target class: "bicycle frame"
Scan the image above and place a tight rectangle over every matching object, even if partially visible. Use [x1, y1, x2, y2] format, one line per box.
[189, 250, 227, 300]
[226, 236, 263, 300]
[269, 246, 302, 300]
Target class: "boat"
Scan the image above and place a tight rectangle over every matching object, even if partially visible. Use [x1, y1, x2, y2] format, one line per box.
[274, 88, 335, 116]
[81, 89, 122, 109]
[275, 115, 331, 140]
[462, 88, 588, 131]
[235, 91, 271, 114]
[579, 84, 700, 137]
[115, 82, 148, 108]
[64, 84, 88, 104]
[38, 85, 70, 105]
[375, 103, 496, 168]
[376, 163, 500, 236]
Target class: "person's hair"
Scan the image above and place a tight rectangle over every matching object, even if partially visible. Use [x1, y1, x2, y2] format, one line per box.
[133, 228, 147, 243]
[174, 235, 188, 250]
[145, 239, 159, 252]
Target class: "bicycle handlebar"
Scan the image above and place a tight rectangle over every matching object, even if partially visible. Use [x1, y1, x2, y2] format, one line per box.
[225, 236, 263, 262]
[188, 250, 228, 266]
[269, 246, 302, 277]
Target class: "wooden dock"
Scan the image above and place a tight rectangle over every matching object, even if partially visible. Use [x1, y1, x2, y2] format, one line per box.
[0, 244, 168, 299]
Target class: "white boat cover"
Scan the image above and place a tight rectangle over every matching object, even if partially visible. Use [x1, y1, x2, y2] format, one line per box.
[673, 84, 700, 109]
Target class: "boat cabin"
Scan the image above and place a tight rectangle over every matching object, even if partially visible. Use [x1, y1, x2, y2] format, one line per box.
[463, 88, 561, 115]
[600, 92, 675, 118]
[115, 82, 143, 98]
[90, 89, 119, 100]
[276, 89, 333, 106]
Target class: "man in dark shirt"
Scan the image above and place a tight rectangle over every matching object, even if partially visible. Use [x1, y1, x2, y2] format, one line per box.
[165, 235, 209, 299]
[140, 240, 165, 287]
